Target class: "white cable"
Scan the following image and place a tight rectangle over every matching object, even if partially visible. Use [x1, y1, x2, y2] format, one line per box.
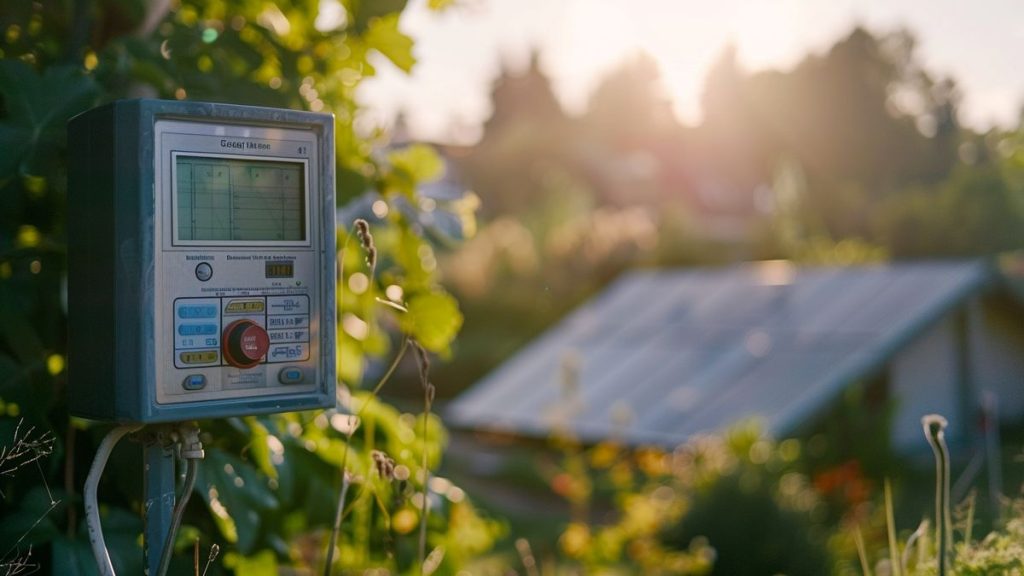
[85, 424, 143, 576]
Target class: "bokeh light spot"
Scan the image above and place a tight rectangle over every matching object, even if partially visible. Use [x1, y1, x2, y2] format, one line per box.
[347, 272, 369, 295]
[47, 354, 65, 376]
[16, 226, 39, 248]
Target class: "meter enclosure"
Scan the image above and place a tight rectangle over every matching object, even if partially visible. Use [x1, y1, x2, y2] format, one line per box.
[68, 99, 336, 422]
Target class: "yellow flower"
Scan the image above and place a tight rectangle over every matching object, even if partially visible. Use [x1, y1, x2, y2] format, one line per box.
[588, 441, 620, 469]
[559, 523, 590, 558]
[635, 446, 668, 477]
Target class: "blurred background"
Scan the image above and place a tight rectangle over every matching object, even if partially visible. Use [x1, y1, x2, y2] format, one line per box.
[358, 0, 1024, 399]
[359, 1, 1024, 574]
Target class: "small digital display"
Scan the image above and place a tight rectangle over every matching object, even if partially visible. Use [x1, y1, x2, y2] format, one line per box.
[176, 155, 306, 242]
[266, 261, 294, 278]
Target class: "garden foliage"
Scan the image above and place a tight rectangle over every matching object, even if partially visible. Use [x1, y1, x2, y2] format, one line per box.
[0, 1, 498, 574]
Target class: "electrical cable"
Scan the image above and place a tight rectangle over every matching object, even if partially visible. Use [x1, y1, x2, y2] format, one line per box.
[85, 424, 144, 576]
[156, 458, 198, 576]
[156, 424, 204, 576]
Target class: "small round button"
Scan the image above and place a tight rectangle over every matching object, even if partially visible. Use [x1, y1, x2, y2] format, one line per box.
[278, 366, 305, 385]
[195, 262, 213, 282]
[222, 319, 270, 368]
[182, 374, 207, 390]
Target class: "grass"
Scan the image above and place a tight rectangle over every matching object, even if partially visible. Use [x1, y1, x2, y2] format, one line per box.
[850, 414, 1024, 576]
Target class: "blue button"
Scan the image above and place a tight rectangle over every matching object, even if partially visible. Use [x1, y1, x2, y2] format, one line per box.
[178, 323, 218, 336]
[182, 374, 207, 390]
[178, 305, 218, 319]
[278, 367, 305, 385]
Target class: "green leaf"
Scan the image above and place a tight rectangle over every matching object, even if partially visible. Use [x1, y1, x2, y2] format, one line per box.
[0, 488, 59, 545]
[224, 550, 278, 576]
[0, 284, 45, 376]
[52, 536, 97, 576]
[364, 14, 416, 73]
[244, 417, 278, 480]
[0, 60, 99, 179]
[388, 144, 444, 184]
[0, 350, 24, 389]
[338, 334, 366, 384]
[399, 290, 463, 353]
[0, 125, 23, 182]
[343, 0, 409, 34]
[196, 448, 279, 554]
[90, 508, 144, 575]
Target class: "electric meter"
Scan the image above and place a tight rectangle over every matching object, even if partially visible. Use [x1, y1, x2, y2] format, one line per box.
[67, 99, 336, 422]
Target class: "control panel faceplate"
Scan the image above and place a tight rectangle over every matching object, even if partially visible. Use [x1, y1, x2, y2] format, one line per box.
[154, 119, 324, 406]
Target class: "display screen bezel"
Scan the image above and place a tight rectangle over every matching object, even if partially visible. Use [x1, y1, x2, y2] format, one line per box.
[171, 151, 311, 247]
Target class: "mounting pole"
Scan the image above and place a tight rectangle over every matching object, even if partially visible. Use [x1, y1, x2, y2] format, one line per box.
[143, 427, 177, 576]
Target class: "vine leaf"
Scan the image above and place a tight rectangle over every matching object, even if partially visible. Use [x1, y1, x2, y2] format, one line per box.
[0, 60, 98, 181]
[400, 291, 462, 354]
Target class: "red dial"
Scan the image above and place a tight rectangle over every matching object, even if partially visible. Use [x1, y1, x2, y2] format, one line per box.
[222, 319, 270, 368]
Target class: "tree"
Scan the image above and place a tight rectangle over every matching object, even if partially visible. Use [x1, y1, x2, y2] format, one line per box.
[701, 28, 963, 240]
[584, 52, 677, 148]
[877, 163, 1024, 259]
[464, 52, 579, 218]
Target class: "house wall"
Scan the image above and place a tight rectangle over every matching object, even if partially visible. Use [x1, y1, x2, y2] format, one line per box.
[889, 297, 1024, 454]
[968, 298, 1024, 422]
[889, 314, 964, 453]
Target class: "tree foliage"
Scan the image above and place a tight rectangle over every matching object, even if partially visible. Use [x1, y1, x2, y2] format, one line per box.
[0, 1, 496, 574]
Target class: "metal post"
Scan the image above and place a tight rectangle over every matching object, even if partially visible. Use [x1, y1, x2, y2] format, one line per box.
[143, 430, 177, 576]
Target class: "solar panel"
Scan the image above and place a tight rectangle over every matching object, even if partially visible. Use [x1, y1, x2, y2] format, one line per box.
[446, 261, 989, 446]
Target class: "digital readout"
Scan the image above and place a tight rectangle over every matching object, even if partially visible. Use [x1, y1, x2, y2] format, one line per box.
[266, 261, 294, 278]
[176, 155, 306, 242]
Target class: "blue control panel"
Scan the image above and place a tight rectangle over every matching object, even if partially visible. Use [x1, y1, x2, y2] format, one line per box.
[67, 99, 335, 423]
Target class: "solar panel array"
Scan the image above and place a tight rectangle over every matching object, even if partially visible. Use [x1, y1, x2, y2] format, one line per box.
[446, 261, 989, 446]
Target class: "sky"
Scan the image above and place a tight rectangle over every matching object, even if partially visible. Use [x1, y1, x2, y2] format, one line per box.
[355, 0, 1024, 144]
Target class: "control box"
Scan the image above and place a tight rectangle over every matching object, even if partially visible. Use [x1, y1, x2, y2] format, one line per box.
[67, 99, 336, 422]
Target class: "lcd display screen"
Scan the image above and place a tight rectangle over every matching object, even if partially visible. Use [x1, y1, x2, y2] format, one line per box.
[176, 155, 306, 242]
[265, 261, 294, 278]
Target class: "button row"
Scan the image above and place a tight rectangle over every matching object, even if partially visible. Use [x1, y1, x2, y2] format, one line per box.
[181, 364, 306, 391]
[174, 296, 310, 368]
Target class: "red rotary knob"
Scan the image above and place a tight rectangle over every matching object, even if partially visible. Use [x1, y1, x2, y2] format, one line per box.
[222, 319, 270, 368]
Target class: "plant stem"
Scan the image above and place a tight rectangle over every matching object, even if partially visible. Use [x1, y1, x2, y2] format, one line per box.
[64, 423, 76, 537]
[923, 415, 951, 576]
[854, 526, 873, 576]
[964, 490, 975, 546]
[418, 392, 432, 574]
[322, 337, 409, 576]
[885, 479, 901, 576]
[323, 474, 352, 576]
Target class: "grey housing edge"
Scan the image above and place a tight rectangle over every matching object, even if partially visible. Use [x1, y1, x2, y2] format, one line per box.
[67, 99, 336, 423]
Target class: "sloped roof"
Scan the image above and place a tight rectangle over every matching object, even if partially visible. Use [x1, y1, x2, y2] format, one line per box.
[446, 261, 991, 446]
